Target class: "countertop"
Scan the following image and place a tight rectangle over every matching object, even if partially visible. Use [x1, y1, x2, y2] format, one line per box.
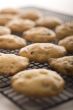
[0, 94, 73, 110]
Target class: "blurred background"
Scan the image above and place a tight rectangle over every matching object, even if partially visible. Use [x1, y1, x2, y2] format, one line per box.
[0, 0, 73, 15]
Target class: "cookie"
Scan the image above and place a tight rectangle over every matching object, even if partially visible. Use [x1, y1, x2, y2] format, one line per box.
[0, 14, 17, 25]
[19, 43, 67, 62]
[0, 53, 29, 75]
[19, 9, 42, 21]
[36, 16, 62, 29]
[12, 69, 64, 97]
[49, 56, 73, 75]
[6, 18, 35, 33]
[23, 27, 56, 43]
[0, 26, 11, 35]
[0, 34, 26, 49]
[55, 23, 73, 40]
[58, 36, 73, 53]
[0, 8, 20, 15]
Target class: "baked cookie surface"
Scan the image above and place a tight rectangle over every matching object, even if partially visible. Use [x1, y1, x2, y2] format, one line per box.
[0, 8, 20, 15]
[19, 43, 66, 62]
[0, 14, 17, 25]
[0, 26, 11, 35]
[36, 16, 62, 29]
[58, 36, 73, 53]
[23, 27, 56, 42]
[19, 9, 42, 21]
[0, 34, 26, 49]
[55, 23, 73, 40]
[12, 69, 64, 97]
[6, 18, 35, 33]
[0, 53, 29, 75]
[49, 56, 73, 75]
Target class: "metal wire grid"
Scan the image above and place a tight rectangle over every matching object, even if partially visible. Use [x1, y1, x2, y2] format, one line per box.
[0, 7, 73, 110]
[1, 81, 73, 110]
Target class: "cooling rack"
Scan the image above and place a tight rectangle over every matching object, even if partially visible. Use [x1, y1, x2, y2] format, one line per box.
[0, 7, 73, 110]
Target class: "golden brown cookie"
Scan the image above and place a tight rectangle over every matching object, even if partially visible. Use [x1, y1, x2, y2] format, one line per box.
[0, 26, 11, 35]
[0, 34, 26, 49]
[19, 9, 42, 21]
[0, 8, 20, 15]
[49, 56, 73, 75]
[58, 36, 73, 53]
[6, 18, 35, 33]
[12, 69, 64, 97]
[36, 16, 62, 29]
[19, 43, 67, 62]
[0, 14, 17, 25]
[0, 53, 29, 75]
[55, 23, 73, 40]
[23, 27, 56, 43]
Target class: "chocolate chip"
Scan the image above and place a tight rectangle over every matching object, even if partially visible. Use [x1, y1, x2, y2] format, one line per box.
[30, 51, 34, 54]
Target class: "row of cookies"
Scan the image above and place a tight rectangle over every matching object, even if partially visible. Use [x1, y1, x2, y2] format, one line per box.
[0, 11, 66, 97]
[11, 43, 73, 96]
[0, 50, 72, 76]
[0, 7, 63, 51]
[19, 43, 73, 75]
[0, 8, 73, 47]
[0, 25, 57, 44]
[0, 8, 63, 38]
[0, 40, 70, 97]
[0, 25, 73, 54]
[0, 8, 73, 31]
[0, 8, 62, 26]
[4, 20, 73, 53]
[0, 42, 72, 76]
[0, 42, 67, 75]
[0, 44, 72, 97]
[0, 8, 72, 97]
[0, 26, 73, 54]
[0, 36, 66, 97]
[0, 26, 70, 55]
[0, 52, 65, 97]
[5, 20, 73, 53]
